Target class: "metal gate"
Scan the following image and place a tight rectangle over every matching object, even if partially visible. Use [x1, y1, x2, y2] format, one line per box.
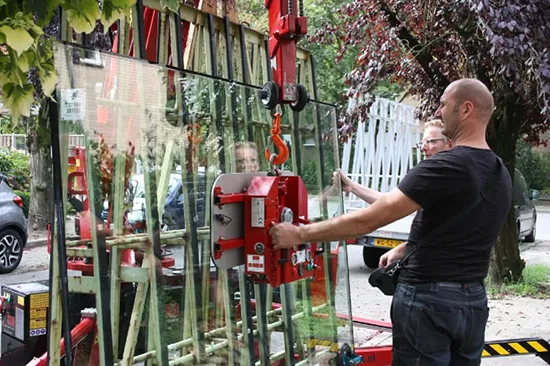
[340, 97, 422, 209]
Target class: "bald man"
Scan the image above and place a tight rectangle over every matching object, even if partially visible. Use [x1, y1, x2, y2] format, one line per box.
[269, 78, 512, 365]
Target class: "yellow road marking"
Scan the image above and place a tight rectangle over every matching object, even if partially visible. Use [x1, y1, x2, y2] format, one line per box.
[509, 342, 529, 354]
[489, 344, 509, 355]
[528, 341, 548, 353]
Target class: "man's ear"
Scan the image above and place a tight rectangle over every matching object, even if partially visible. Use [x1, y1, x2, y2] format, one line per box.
[461, 101, 474, 120]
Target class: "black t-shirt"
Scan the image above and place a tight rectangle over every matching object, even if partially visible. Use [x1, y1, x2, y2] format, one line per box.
[397, 146, 512, 283]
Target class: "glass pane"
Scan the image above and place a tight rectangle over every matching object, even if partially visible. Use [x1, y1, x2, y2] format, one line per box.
[51, 42, 353, 364]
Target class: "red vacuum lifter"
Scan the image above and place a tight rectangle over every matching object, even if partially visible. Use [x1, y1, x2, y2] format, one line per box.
[258, 0, 309, 112]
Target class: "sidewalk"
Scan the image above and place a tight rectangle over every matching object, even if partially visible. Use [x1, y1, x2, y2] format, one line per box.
[483, 295, 550, 365]
[25, 216, 76, 249]
[480, 239, 550, 364]
[485, 236, 550, 364]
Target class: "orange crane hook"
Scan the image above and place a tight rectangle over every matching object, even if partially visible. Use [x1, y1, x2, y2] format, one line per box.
[265, 112, 289, 166]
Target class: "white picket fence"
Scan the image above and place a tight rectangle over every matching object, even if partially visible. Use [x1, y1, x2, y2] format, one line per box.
[0, 134, 85, 153]
[340, 97, 423, 209]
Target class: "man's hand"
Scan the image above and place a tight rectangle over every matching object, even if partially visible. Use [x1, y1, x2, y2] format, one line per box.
[269, 222, 303, 249]
[379, 243, 408, 268]
[268, 188, 419, 253]
[332, 170, 354, 193]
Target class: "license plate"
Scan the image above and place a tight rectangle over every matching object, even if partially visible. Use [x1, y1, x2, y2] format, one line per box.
[373, 238, 402, 248]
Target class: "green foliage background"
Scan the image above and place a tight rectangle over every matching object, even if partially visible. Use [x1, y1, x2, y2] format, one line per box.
[0, 148, 30, 191]
[516, 140, 550, 193]
[236, 0, 403, 105]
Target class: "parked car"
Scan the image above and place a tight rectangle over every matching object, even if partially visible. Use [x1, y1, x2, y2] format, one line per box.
[126, 172, 206, 231]
[0, 174, 28, 274]
[514, 168, 539, 242]
[162, 174, 206, 231]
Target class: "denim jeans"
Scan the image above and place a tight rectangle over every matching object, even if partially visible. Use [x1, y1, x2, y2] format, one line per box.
[391, 281, 489, 366]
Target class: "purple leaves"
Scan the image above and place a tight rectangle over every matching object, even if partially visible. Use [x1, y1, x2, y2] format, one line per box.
[314, 0, 550, 143]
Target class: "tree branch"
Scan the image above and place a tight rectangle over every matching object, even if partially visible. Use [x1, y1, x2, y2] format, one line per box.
[377, 1, 450, 88]
[442, 12, 493, 90]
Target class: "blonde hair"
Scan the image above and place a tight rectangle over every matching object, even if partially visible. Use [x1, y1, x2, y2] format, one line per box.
[234, 141, 258, 152]
[423, 119, 444, 130]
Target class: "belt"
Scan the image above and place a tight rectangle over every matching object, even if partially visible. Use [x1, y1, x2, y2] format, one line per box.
[436, 281, 483, 288]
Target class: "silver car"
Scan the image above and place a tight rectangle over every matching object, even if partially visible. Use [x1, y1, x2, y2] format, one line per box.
[0, 174, 28, 273]
[514, 169, 538, 242]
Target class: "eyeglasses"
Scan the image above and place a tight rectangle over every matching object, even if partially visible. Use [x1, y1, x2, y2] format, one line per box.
[416, 138, 447, 149]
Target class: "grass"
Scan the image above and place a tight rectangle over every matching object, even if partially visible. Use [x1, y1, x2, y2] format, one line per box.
[488, 264, 550, 299]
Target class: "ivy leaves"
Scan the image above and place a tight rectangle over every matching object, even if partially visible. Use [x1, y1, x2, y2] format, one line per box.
[0, 0, 136, 122]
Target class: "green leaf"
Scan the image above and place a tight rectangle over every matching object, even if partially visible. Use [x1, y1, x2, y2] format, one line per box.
[101, 0, 135, 29]
[38, 61, 58, 98]
[16, 50, 34, 73]
[1, 54, 28, 85]
[39, 68, 58, 98]
[65, 0, 101, 34]
[109, 0, 136, 7]
[0, 25, 34, 56]
[2, 83, 35, 120]
[41, 0, 64, 26]
[0, 0, 6, 6]
[66, 9, 95, 34]
[38, 41, 53, 60]
[101, 6, 127, 30]
[27, 23, 44, 38]
[160, 0, 179, 13]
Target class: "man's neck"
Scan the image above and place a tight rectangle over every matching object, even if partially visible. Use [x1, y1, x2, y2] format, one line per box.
[452, 127, 490, 150]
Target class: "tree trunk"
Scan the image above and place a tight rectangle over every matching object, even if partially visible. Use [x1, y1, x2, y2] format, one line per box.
[27, 105, 53, 232]
[486, 96, 525, 285]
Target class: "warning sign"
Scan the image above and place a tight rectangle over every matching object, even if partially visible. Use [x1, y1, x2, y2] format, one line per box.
[30, 319, 47, 329]
[17, 296, 24, 306]
[247, 254, 265, 273]
[30, 308, 47, 319]
[60, 88, 86, 121]
[30, 293, 49, 309]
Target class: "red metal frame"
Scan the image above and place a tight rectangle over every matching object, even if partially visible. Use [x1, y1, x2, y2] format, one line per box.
[26, 316, 97, 366]
[354, 345, 393, 365]
[265, 0, 307, 103]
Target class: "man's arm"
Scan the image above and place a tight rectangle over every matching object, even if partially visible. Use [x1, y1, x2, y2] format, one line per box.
[350, 184, 384, 204]
[336, 170, 383, 204]
[269, 188, 420, 249]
